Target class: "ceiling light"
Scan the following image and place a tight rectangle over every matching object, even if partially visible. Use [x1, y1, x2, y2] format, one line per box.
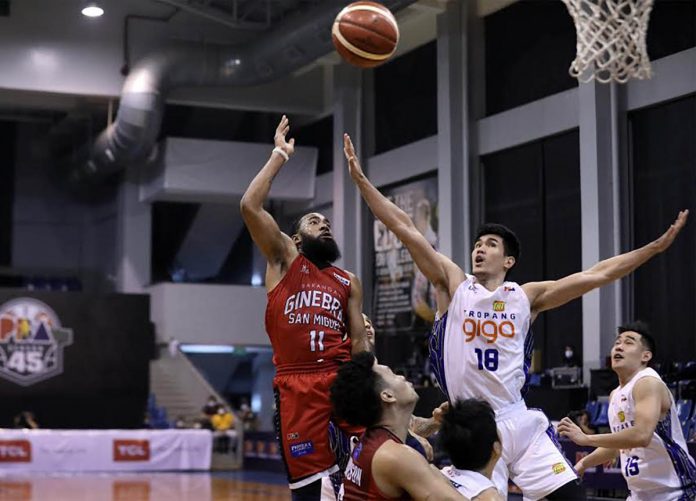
[81, 3, 104, 17]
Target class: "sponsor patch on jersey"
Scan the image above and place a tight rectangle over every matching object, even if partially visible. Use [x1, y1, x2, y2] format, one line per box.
[286, 432, 299, 440]
[504, 286, 516, 292]
[290, 440, 314, 458]
[552, 462, 566, 474]
[333, 273, 351, 287]
[493, 301, 505, 312]
[618, 411, 625, 423]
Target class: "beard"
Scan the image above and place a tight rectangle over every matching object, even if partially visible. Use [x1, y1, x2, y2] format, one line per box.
[300, 234, 341, 265]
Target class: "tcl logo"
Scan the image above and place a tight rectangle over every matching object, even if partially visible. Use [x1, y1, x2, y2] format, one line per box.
[0, 440, 31, 462]
[113, 440, 150, 461]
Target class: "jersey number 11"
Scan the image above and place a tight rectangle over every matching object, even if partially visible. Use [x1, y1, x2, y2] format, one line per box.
[310, 330, 325, 352]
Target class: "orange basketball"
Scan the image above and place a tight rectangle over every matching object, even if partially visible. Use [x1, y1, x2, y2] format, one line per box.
[332, 1, 399, 69]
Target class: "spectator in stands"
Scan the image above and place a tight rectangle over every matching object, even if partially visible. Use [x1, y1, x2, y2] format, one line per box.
[238, 398, 258, 431]
[562, 344, 580, 367]
[212, 405, 234, 431]
[211, 406, 235, 453]
[174, 415, 187, 429]
[167, 336, 180, 358]
[568, 410, 596, 435]
[13, 411, 39, 429]
[202, 395, 220, 417]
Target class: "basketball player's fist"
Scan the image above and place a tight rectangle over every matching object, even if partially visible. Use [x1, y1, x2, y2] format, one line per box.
[557, 417, 589, 446]
[432, 402, 450, 424]
[574, 458, 587, 477]
[274, 115, 295, 157]
[652, 209, 689, 253]
[343, 133, 364, 180]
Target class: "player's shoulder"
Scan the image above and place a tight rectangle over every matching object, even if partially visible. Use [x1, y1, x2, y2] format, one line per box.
[633, 370, 667, 394]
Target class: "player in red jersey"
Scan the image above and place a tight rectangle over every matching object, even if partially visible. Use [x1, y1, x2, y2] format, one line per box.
[241, 115, 371, 500]
[331, 352, 466, 500]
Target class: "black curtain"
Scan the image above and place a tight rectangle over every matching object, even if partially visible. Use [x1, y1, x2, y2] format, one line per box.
[0, 121, 16, 266]
[482, 130, 582, 370]
[629, 96, 696, 365]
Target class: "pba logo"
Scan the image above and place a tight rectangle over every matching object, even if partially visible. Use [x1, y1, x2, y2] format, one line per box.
[0, 298, 73, 386]
[492, 301, 505, 312]
[552, 462, 566, 474]
[113, 440, 150, 461]
[0, 440, 32, 462]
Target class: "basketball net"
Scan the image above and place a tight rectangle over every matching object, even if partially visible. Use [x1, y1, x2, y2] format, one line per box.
[562, 0, 654, 84]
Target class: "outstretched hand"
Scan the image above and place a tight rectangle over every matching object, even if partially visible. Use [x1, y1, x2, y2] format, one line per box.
[274, 115, 295, 157]
[343, 133, 365, 180]
[652, 210, 689, 253]
[557, 417, 589, 446]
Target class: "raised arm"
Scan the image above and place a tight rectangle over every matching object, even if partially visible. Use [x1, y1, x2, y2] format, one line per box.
[558, 378, 665, 449]
[240, 116, 298, 272]
[523, 210, 688, 316]
[344, 134, 465, 307]
[346, 272, 372, 354]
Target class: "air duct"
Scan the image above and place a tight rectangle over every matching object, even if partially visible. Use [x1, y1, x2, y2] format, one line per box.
[73, 0, 418, 183]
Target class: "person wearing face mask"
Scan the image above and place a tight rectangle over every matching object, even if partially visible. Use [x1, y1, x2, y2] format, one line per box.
[211, 405, 236, 453]
[558, 321, 696, 501]
[563, 345, 580, 367]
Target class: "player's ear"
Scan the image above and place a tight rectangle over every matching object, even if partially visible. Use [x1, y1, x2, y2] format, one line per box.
[641, 350, 653, 365]
[504, 255, 516, 271]
[380, 388, 396, 404]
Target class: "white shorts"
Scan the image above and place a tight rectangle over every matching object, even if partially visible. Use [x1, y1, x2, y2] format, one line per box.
[492, 402, 578, 501]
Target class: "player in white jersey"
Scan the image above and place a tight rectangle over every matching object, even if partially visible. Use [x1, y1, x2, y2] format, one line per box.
[440, 399, 505, 501]
[343, 133, 689, 500]
[559, 322, 696, 501]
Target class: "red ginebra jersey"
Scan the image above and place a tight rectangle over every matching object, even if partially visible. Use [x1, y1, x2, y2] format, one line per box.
[343, 427, 411, 500]
[265, 254, 352, 369]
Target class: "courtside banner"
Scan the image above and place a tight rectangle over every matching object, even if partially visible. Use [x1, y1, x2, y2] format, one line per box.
[371, 174, 438, 334]
[0, 429, 212, 471]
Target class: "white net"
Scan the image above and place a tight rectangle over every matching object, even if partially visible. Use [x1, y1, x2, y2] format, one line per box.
[562, 0, 654, 84]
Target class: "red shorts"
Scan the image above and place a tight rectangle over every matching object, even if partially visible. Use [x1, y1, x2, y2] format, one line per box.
[274, 368, 363, 489]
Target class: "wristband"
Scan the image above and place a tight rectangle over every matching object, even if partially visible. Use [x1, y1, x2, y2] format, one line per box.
[272, 147, 289, 162]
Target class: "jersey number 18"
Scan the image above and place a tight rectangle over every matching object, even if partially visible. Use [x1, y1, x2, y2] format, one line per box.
[475, 348, 499, 371]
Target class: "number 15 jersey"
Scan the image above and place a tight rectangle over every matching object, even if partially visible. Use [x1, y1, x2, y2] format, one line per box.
[266, 254, 352, 370]
[429, 274, 532, 411]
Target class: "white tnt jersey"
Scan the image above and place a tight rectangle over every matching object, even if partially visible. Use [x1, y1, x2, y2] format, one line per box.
[441, 466, 498, 499]
[609, 367, 696, 500]
[429, 275, 532, 411]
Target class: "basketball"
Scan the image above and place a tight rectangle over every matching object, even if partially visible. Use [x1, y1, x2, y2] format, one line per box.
[332, 1, 399, 69]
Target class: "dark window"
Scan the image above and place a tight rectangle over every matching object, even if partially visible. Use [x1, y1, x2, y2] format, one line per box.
[485, 0, 577, 115]
[374, 41, 437, 153]
[293, 115, 334, 175]
[150, 202, 200, 283]
[629, 96, 696, 365]
[0, 121, 15, 266]
[647, 0, 696, 60]
[161, 106, 278, 142]
[481, 130, 581, 370]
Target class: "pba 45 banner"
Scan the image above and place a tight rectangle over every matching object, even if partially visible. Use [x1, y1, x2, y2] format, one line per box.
[0, 298, 73, 386]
